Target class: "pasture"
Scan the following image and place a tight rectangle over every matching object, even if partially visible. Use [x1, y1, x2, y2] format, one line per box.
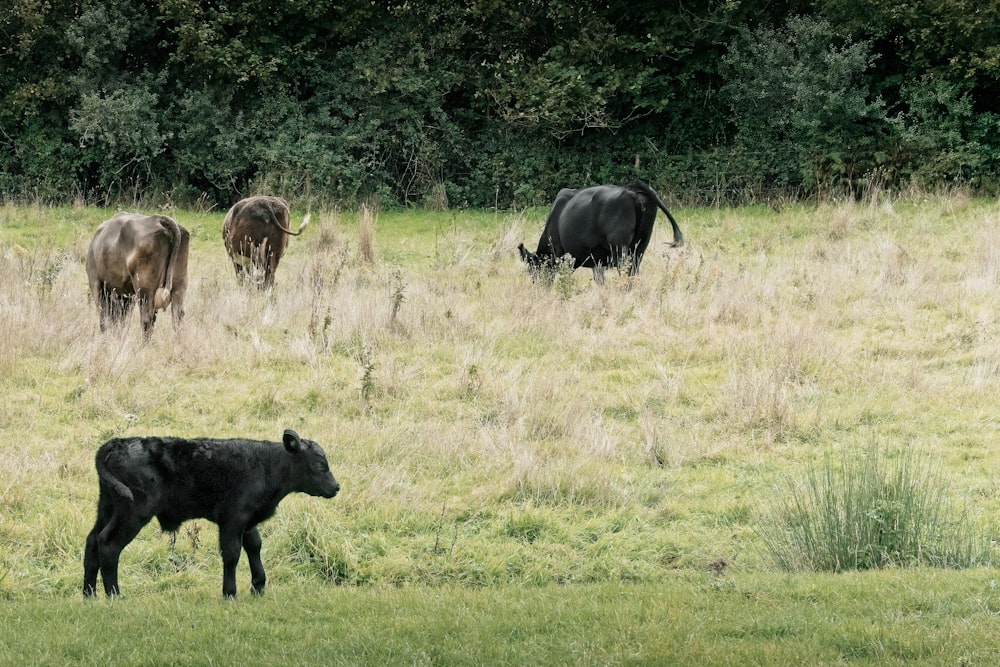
[2, 195, 1000, 664]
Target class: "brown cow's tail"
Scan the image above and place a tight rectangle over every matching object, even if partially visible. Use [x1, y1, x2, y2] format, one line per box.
[273, 213, 310, 236]
[297, 212, 311, 234]
[154, 216, 185, 309]
[268, 198, 310, 236]
[627, 180, 684, 247]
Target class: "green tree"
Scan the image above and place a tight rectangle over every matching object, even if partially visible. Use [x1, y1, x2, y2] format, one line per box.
[0, 0, 83, 198]
[820, 0, 1000, 106]
[722, 16, 887, 195]
[2, 0, 998, 206]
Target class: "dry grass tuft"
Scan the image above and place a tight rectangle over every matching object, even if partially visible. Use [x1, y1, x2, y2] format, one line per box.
[876, 236, 913, 289]
[358, 204, 377, 265]
[826, 201, 857, 240]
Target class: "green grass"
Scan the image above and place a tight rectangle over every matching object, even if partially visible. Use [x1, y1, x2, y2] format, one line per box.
[5, 574, 1000, 665]
[3, 194, 1000, 663]
[759, 439, 990, 571]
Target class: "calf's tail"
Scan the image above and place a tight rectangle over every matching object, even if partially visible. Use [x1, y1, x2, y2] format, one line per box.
[96, 453, 135, 504]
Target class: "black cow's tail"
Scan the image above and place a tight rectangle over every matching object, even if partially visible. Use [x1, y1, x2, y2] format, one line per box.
[627, 180, 684, 247]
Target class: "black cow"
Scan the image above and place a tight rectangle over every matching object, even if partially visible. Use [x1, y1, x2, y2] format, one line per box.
[83, 429, 339, 599]
[518, 180, 684, 284]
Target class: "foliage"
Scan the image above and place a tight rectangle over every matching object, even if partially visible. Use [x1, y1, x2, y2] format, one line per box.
[890, 76, 1000, 188]
[1, 2, 998, 206]
[722, 16, 888, 196]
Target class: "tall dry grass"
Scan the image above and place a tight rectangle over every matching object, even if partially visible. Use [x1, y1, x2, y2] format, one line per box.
[2, 194, 1000, 596]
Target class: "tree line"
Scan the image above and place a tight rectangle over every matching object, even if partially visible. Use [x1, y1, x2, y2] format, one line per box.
[2, 0, 998, 209]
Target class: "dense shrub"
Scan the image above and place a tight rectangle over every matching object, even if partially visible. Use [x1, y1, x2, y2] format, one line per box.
[721, 17, 887, 196]
[1, 2, 998, 207]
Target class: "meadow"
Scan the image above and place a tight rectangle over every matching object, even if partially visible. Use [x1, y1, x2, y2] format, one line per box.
[2, 193, 1000, 664]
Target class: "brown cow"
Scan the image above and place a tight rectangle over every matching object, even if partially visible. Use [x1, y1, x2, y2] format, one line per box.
[86, 213, 190, 339]
[222, 196, 309, 289]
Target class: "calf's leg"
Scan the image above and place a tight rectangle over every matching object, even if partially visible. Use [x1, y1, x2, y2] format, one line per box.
[243, 527, 267, 595]
[219, 524, 245, 599]
[83, 513, 109, 597]
[97, 514, 149, 597]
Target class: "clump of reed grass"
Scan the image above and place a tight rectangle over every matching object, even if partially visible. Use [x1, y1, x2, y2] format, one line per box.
[758, 439, 991, 572]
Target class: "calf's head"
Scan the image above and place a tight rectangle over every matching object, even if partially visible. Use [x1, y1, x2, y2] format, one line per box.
[284, 429, 340, 498]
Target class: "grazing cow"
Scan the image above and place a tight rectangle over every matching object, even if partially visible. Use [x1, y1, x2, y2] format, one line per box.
[518, 180, 683, 284]
[83, 429, 340, 599]
[86, 213, 190, 339]
[222, 196, 309, 289]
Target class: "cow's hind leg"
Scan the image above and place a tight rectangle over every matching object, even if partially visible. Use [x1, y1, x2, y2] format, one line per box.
[627, 249, 643, 276]
[592, 264, 606, 285]
[170, 288, 186, 331]
[232, 259, 249, 284]
[100, 288, 132, 332]
[83, 528, 100, 596]
[97, 514, 150, 597]
[111, 292, 134, 330]
[256, 240, 274, 290]
[137, 294, 156, 340]
[243, 526, 266, 595]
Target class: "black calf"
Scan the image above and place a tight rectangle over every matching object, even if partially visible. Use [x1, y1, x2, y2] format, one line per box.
[83, 429, 339, 599]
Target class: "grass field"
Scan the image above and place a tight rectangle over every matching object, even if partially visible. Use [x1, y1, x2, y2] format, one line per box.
[6, 574, 1000, 665]
[2, 194, 1000, 664]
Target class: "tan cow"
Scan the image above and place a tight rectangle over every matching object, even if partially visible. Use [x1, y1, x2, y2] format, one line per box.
[86, 213, 190, 339]
[222, 196, 309, 289]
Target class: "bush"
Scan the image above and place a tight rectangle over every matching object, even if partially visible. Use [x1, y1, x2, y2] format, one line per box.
[721, 16, 886, 196]
[758, 440, 991, 572]
[890, 76, 998, 189]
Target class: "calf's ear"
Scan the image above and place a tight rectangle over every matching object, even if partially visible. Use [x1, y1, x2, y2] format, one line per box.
[283, 429, 302, 452]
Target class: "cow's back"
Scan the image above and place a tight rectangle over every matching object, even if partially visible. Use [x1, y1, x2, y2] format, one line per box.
[223, 196, 291, 258]
[98, 437, 271, 528]
[558, 186, 638, 258]
[88, 213, 167, 291]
